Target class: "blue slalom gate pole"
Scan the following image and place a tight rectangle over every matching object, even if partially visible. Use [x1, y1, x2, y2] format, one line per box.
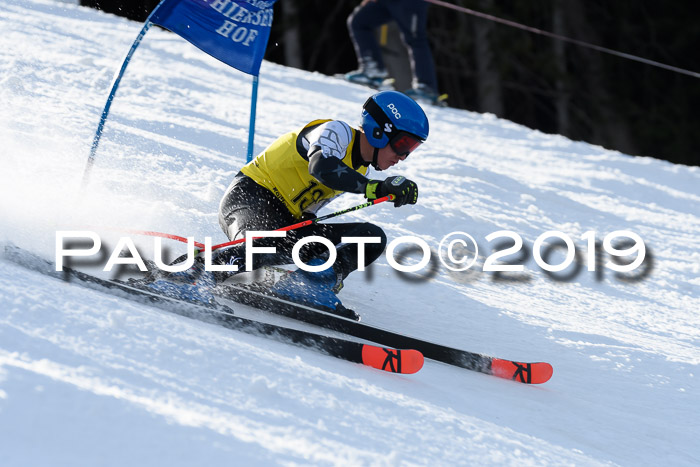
[81, 19, 154, 189]
[246, 74, 259, 163]
[82, 0, 273, 185]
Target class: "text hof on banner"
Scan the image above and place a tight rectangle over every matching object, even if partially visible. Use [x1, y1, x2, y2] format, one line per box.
[150, 0, 277, 76]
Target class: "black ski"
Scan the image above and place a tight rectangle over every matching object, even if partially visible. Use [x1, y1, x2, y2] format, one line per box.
[1, 245, 423, 375]
[216, 283, 553, 384]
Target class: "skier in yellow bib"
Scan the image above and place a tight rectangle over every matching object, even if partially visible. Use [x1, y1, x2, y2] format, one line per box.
[151, 91, 429, 319]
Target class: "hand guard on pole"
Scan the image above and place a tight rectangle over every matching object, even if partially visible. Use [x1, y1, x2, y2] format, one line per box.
[365, 176, 418, 207]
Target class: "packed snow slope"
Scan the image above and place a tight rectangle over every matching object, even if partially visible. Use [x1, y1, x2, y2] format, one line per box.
[1, 1, 699, 465]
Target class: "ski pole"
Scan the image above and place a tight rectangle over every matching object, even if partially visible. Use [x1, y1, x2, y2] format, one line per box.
[209, 195, 394, 251]
[99, 195, 394, 252]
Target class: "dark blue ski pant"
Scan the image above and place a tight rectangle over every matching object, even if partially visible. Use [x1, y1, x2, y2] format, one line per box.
[347, 0, 438, 92]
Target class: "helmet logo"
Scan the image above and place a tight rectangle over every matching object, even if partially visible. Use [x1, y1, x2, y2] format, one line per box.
[384, 123, 393, 133]
[387, 103, 401, 119]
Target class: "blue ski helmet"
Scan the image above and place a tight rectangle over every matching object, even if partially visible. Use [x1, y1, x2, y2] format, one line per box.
[361, 91, 429, 152]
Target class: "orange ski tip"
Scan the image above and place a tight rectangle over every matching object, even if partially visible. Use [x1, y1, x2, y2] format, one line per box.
[399, 349, 424, 374]
[491, 359, 553, 384]
[361, 345, 424, 374]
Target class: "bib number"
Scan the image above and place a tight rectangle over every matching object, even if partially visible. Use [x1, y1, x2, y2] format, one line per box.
[292, 180, 325, 212]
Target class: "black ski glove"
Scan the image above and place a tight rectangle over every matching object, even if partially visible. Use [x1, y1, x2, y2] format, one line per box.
[365, 176, 419, 207]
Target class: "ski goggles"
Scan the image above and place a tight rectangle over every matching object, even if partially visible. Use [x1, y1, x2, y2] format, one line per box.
[388, 131, 423, 157]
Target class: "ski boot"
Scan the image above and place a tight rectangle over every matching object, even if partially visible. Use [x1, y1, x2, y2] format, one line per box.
[404, 83, 447, 107]
[343, 58, 390, 89]
[144, 256, 218, 305]
[271, 259, 360, 321]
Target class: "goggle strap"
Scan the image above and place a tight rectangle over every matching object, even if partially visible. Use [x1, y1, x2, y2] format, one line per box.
[364, 97, 396, 141]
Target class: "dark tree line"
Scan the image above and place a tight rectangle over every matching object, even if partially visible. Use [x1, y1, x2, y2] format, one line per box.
[81, 0, 700, 166]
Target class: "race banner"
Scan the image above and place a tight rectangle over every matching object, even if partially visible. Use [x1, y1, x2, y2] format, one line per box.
[150, 0, 277, 76]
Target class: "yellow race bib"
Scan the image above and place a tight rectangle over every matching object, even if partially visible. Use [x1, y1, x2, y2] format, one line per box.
[241, 120, 368, 218]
